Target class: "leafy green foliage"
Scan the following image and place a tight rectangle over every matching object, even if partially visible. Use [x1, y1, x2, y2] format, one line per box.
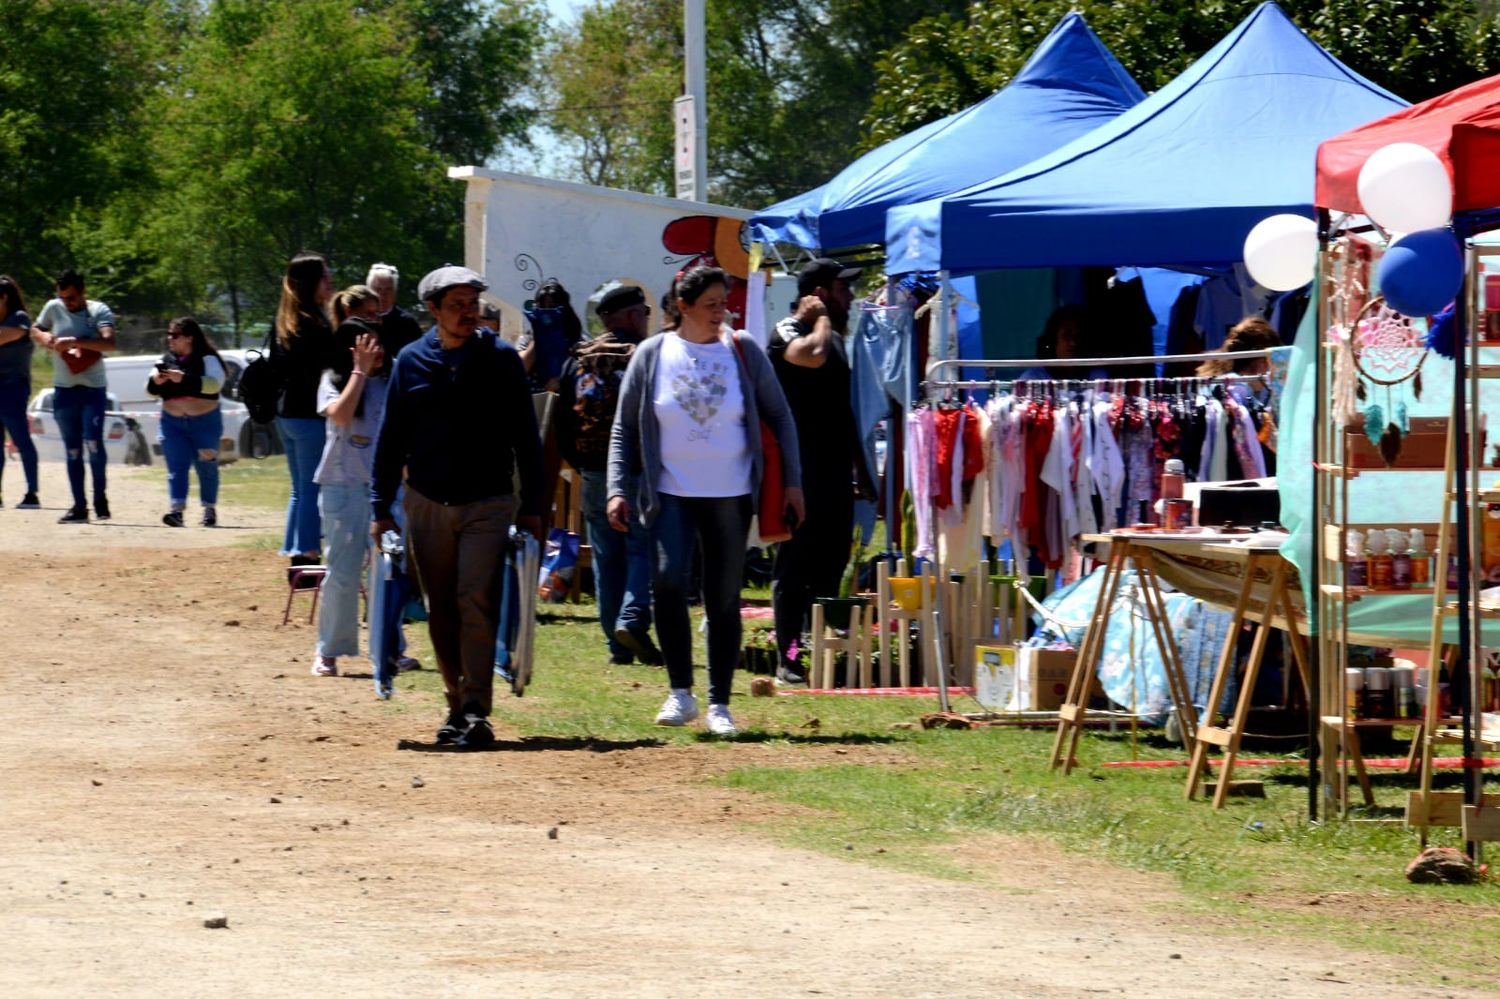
[3, 0, 544, 332]
[0, 0, 167, 300]
[863, 1, 1500, 152]
[544, 0, 969, 205]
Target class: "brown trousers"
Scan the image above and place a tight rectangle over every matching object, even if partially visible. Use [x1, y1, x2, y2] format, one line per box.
[402, 487, 519, 717]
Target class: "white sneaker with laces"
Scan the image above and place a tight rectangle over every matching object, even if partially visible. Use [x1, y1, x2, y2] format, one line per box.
[705, 704, 737, 736]
[654, 689, 699, 726]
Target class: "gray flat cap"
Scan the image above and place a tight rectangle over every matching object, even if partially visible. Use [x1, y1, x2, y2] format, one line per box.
[417, 265, 487, 303]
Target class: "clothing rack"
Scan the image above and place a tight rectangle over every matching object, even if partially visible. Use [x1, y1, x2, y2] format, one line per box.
[924, 347, 1278, 390]
[913, 346, 1282, 714]
[928, 372, 1268, 392]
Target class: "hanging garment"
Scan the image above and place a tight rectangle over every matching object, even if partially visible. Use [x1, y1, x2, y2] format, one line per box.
[906, 408, 937, 560]
[850, 305, 914, 487]
[1091, 399, 1125, 531]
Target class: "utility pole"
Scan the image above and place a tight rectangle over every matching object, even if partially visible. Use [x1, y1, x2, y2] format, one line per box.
[677, 0, 707, 202]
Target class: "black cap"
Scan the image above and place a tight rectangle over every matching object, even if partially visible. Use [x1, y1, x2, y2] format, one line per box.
[797, 257, 862, 296]
[597, 284, 646, 316]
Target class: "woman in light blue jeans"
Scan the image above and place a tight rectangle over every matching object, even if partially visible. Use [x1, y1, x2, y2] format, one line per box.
[312, 289, 413, 679]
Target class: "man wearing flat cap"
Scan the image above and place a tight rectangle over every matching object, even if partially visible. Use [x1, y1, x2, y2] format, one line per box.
[768, 257, 870, 684]
[371, 265, 543, 749]
[555, 282, 661, 667]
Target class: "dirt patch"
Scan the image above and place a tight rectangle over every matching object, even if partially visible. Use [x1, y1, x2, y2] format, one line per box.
[0, 461, 1490, 997]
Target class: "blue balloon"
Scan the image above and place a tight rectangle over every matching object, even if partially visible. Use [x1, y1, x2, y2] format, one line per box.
[1378, 228, 1464, 318]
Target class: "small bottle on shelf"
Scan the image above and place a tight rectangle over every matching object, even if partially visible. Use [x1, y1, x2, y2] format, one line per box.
[1408, 528, 1431, 587]
[1364, 667, 1394, 719]
[1345, 667, 1366, 720]
[1345, 529, 1368, 587]
[1392, 664, 1418, 719]
[1388, 528, 1412, 591]
[1368, 530, 1393, 588]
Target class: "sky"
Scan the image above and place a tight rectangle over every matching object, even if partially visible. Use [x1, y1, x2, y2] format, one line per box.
[488, 0, 589, 177]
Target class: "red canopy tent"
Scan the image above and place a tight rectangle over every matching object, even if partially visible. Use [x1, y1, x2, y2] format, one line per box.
[1316, 72, 1500, 225]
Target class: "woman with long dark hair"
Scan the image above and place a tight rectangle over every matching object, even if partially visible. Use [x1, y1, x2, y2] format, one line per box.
[270, 252, 335, 573]
[148, 317, 226, 527]
[0, 275, 40, 509]
[607, 266, 804, 736]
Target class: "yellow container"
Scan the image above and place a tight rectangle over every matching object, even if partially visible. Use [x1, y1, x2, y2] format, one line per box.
[889, 576, 932, 611]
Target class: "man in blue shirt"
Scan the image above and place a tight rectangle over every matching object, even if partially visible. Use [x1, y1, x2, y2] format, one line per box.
[372, 266, 543, 749]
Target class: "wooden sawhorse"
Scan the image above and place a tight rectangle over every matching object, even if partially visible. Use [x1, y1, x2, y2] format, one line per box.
[1049, 535, 1200, 775]
[1183, 545, 1310, 808]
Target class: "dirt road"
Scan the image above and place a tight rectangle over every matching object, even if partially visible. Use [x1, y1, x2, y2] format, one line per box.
[0, 463, 1484, 997]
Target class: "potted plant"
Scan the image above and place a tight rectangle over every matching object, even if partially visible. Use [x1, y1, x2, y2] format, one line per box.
[817, 526, 872, 631]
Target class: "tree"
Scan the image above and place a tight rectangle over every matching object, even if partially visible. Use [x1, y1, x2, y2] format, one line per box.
[137, 0, 546, 333]
[543, 0, 682, 193]
[0, 0, 166, 302]
[862, 1, 1500, 152]
[543, 0, 970, 206]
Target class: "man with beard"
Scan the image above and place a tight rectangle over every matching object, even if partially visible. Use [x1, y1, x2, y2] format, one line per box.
[767, 258, 867, 684]
[372, 266, 543, 748]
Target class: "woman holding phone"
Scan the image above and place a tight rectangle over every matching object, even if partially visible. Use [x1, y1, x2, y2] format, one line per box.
[147, 317, 225, 527]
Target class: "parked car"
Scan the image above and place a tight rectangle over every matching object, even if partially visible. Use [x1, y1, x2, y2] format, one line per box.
[218, 348, 282, 458]
[26, 388, 142, 465]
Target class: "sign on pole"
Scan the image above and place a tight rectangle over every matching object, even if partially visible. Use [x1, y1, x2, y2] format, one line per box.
[674, 94, 697, 201]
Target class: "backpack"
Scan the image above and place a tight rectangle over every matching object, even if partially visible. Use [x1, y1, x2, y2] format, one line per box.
[236, 329, 283, 425]
[566, 336, 636, 466]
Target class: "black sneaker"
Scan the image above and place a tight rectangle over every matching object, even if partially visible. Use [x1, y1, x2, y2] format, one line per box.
[58, 506, 89, 524]
[202, 506, 217, 528]
[435, 714, 465, 745]
[776, 664, 808, 686]
[162, 510, 184, 528]
[609, 651, 635, 666]
[456, 715, 494, 750]
[93, 497, 111, 521]
[614, 627, 664, 666]
[17, 492, 39, 509]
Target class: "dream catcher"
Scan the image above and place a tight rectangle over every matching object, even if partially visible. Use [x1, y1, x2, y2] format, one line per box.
[1337, 295, 1428, 465]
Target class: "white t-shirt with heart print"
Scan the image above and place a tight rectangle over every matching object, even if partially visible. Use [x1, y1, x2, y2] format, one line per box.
[652, 333, 751, 498]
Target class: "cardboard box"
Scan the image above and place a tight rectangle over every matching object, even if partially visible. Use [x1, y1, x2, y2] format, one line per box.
[1016, 647, 1077, 711]
[973, 645, 1017, 710]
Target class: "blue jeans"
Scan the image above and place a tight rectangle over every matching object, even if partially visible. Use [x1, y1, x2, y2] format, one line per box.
[53, 384, 107, 508]
[158, 409, 222, 508]
[317, 482, 370, 659]
[0, 376, 38, 495]
[276, 415, 325, 555]
[652, 493, 751, 705]
[581, 469, 652, 657]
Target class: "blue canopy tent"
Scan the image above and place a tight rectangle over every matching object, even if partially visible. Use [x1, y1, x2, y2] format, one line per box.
[885, 2, 1407, 275]
[749, 12, 1145, 253]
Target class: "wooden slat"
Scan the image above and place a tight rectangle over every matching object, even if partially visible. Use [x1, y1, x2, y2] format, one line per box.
[1461, 806, 1500, 842]
[1407, 790, 1500, 828]
[1196, 726, 1233, 749]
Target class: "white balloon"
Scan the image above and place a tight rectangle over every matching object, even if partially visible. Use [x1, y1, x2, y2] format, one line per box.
[1357, 142, 1452, 233]
[1242, 213, 1317, 292]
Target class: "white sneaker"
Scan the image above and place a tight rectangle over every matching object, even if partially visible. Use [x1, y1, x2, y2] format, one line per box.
[654, 689, 700, 726]
[311, 655, 338, 677]
[705, 704, 738, 736]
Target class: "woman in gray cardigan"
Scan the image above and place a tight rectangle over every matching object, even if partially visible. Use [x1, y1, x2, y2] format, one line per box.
[607, 267, 804, 736]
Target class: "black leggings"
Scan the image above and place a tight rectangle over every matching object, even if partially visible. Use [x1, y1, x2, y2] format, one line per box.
[652, 493, 751, 705]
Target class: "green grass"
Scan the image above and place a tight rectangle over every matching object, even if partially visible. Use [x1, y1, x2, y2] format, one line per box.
[374, 598, 1500, 985]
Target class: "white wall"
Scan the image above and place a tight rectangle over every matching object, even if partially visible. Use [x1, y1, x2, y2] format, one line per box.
[449, 167, 768, 337]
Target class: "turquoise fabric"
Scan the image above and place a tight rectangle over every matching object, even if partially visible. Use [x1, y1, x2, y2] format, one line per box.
[1278, 281, 1488, 643]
